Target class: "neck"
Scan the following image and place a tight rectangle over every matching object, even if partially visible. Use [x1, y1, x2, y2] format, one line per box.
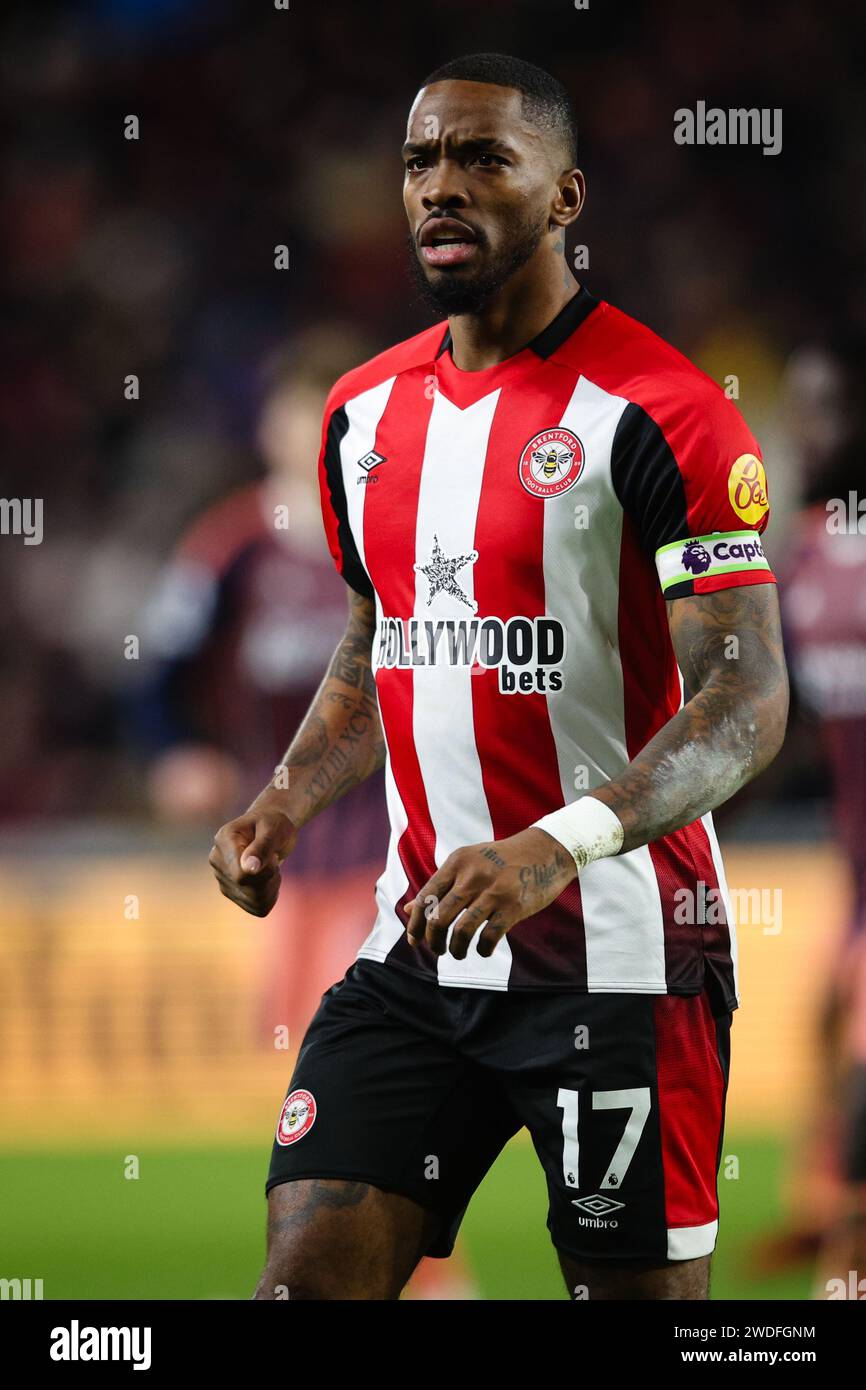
[447, 254, 580, 372]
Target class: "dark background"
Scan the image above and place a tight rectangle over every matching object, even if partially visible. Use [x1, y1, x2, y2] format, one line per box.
[3, 0, 864, 821]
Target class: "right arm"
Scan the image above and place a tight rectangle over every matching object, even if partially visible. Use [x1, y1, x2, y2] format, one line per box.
[208, 590, 383, 916]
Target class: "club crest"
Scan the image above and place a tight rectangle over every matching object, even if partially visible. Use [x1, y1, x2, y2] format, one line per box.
[519, 428, 585, 498]
[276, 1088, 317, 1147]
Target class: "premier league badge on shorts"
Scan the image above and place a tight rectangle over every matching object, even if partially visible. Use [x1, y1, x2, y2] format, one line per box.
[276, 1088, 317, 1146]
[518, 427, 585, 498]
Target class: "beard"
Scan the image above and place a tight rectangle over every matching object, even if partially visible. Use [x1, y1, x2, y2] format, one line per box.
[407, 207, 550, 317]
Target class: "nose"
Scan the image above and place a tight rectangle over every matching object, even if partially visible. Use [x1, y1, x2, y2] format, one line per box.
[421, 158, 470, 212]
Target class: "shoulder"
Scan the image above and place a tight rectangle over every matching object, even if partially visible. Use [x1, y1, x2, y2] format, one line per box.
[324, 321, 448, 418]
[557, 298, 752, 443]
[567, 301, 771, 552]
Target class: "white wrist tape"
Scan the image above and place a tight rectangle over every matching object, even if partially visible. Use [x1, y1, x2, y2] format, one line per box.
[531, 796, 624, 871]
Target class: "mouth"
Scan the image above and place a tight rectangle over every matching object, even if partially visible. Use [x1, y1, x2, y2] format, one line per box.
[418, 216, 479, 268]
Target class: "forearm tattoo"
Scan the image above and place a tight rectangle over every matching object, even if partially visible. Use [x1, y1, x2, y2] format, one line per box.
[592, 585, 789, 853]
[273, 591, 386, 825]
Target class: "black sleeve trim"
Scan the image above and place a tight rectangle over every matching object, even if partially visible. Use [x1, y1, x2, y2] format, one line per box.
[322, 405, 374, 599]
[661, 577, 696, 599]
[610, 401, 689, 559]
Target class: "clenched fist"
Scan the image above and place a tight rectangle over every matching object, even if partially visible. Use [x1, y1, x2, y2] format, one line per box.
[403, 827, 577, 959]
[209, 792, 298, 917]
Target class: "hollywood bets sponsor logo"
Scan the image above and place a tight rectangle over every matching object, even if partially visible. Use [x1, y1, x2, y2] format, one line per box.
[375, 615, 566, 694]
[276, 1088, 317, 1147]
[518, 427, 585, 498]
[728, 453, 769, 525]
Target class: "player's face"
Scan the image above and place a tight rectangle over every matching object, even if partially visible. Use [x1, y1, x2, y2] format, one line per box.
[403, 81, 561, 315]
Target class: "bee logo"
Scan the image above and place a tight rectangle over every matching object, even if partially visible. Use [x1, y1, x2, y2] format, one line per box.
[276, 1088, 317, 1146]
[535, 446, 574, 480]
[519, 428, 584, 498]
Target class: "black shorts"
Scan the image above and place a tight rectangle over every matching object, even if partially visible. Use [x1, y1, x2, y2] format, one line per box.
[266, 959, 732, 1264]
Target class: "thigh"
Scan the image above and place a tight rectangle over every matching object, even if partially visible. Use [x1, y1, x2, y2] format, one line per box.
[501, 989, 730, 1286]
[558, 1250, 711, 1300]
[255, 1178, 439, 1300]
[262, 961, 519, 1294]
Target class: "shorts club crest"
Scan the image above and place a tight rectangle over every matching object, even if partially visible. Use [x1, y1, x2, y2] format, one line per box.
[276, 1089, 317, 1147]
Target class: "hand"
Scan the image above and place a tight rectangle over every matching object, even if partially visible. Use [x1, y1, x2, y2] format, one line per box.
[208, 791, 298, 917]
[403, 827, 577, 960]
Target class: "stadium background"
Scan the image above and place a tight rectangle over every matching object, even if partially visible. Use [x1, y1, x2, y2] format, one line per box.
[2, 0, 864, 1299]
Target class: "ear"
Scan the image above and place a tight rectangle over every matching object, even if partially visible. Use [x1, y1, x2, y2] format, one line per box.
[549, 169, 586, 230]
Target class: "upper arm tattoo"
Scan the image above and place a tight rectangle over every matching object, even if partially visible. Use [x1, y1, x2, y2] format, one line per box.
[666, 584, 788, 704]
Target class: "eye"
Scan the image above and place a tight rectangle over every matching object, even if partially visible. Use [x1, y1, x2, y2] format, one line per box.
[472, 152, 507, 167]
[405, 155, 429, 172]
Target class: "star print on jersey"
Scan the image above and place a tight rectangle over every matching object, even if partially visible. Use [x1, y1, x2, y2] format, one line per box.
[414, 534, 479, 613]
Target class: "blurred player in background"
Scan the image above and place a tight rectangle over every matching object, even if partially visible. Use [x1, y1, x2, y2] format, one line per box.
[765, 338, 866, 1295]
[138, 326, 391, 1036]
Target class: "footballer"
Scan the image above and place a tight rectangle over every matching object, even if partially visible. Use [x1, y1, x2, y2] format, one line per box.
[209, 53, 789, 1300]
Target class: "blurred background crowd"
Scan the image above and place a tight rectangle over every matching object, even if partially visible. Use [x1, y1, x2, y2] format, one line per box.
[2, 0, 866, 1299]
[2, 0, 865, 823]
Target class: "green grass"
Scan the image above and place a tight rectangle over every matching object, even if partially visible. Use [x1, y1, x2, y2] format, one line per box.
[0, 1136, 811, 1300]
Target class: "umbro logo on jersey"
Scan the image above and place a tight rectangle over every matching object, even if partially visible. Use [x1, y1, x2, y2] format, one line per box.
[357, 449, 385, 471]
[519, 427, 585, 499]
[356, 449, 386, 484]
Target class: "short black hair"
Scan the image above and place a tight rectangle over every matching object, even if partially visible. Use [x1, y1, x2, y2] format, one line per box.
[421, 53, 578, 166]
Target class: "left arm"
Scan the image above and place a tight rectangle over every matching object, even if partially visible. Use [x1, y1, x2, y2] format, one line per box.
[404, 583, 789, 958]
[591, 582, 788, 849]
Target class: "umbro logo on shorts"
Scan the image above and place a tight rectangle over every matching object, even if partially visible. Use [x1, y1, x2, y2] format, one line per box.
[570, 1193, 625, 1230]
[570, 1193, 625, 1216]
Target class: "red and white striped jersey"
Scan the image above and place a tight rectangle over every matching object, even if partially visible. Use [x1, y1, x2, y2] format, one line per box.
[318, 287, 776, 1005]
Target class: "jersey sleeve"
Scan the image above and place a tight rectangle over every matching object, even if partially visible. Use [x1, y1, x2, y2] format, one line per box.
[317, 394, 375, 600]
[610, 381, 776, 599]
